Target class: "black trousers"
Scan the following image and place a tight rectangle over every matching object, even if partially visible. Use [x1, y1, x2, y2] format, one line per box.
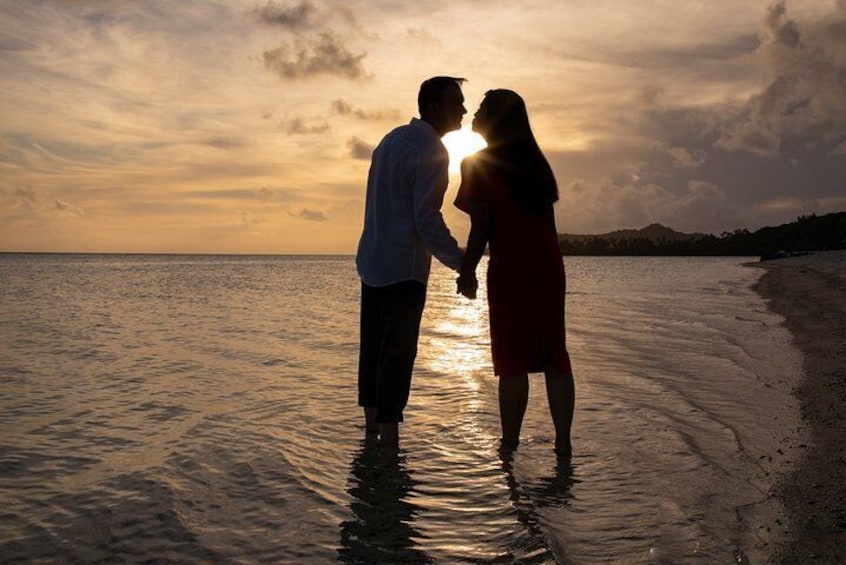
[358, 280, 427, 423]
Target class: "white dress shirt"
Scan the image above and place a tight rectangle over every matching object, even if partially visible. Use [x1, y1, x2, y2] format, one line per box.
[356, 118, 463, 287]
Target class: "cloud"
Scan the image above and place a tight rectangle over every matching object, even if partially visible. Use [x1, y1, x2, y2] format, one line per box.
[668, 146, 706, 167]
[253, 1, 356, 30]
[686, 180, 725, 200]
[11, 186, 84, 217]
[255, 0, 317, 29]
[13, 186, 38, 209]
[236, 211, 267, 225]
[717, 121, 781, 157]
[291, 208, 327, 221]
[186, 187, 293, 202]
[406, 28, 440, 44]
[347, 137, 373, 160]
[282, 117, 330, 134]
[52, 199, 84, 217]
[763, 1, 799, 48]
[555, 174, 737, 235]
[263, 33, 368, 80]
[0, 36, 33, 53]
[638, 84, 665, 107]
[717, 1, 846, 157]
[331, 99, 397, 121]
[204, 136, 244, 150]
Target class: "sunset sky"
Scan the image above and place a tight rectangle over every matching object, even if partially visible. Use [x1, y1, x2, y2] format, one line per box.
[2, 0, 845, 253]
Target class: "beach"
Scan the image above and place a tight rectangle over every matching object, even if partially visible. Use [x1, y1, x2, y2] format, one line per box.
[753, 250, 846, 563]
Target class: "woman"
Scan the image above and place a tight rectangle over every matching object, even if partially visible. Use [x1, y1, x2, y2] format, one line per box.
[455, 89, 574, 457]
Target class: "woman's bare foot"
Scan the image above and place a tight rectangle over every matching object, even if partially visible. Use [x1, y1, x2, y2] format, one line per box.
[554, 439, 572, 459]
[498, 438, 519, 458]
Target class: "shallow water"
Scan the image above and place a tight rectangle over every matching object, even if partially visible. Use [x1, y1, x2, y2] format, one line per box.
[0, 254, 805, 563]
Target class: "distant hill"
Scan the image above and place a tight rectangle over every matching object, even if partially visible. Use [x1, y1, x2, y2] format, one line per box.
[557, 212, 846, 256]
[559, 223, 705, 243]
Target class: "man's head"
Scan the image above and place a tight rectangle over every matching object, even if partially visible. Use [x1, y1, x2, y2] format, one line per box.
[418, 76, 466, 136]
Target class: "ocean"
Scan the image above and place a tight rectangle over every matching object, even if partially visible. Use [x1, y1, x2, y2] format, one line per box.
[0, 254, 806, 563]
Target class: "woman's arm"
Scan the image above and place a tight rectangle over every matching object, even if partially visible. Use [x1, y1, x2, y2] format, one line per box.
[457, 201, 490, 299]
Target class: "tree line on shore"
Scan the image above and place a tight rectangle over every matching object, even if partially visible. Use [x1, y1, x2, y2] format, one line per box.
[557, 211, 846, 256]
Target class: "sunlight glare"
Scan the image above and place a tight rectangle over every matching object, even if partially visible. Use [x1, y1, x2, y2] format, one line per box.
[442, 127, 487, 173]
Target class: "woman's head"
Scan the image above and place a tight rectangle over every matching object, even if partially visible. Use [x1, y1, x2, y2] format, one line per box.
[470, 89, 559, 213]
[472, 89, 532, 145]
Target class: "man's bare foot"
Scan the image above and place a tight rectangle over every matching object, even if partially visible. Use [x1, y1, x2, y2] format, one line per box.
[379, 422, 399, 447]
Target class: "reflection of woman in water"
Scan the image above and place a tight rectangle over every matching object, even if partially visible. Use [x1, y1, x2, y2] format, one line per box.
[456, 89, 575, 457]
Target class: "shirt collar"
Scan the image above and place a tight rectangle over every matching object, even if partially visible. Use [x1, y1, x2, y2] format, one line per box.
[410, 117, 439, 137]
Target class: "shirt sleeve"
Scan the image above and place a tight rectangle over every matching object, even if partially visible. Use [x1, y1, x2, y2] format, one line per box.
[412, 145, 463, 271]
[454, 156, 490, 214]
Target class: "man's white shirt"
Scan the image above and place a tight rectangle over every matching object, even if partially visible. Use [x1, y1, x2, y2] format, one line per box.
[356, 118, 463, 287]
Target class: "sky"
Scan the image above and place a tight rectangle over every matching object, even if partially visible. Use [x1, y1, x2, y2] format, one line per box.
[1, 0, 845, 253]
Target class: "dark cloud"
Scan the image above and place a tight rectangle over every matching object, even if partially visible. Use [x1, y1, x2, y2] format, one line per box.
[0, 37, 34, 52]
[204, 136, 244, 150]
[331, 99, 397, 120]
[550, 39, 846, 235]
[253, 1, 356, 30]
[282, 117, 330, 134]
[255, 0, 317, 29]
[347, 137, 373, 160]
[668, 146, 707, 168]
[577, 2, 846, 232]
[259, 187, 276, 201]
[237, 211, 267, 225]
[263, 33, 368, 80]
[827, 18, 846, 41]
[718, 1, 846, 157]
[764, 1, 799, 48]
[331, 99, 354, 114]
[292, 208, 328, 221]
[553, 33, 759, 71]
[638, 84, 665, 107]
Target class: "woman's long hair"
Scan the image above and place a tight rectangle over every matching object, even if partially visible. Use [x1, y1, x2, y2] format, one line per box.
[478, 89, 558, 213]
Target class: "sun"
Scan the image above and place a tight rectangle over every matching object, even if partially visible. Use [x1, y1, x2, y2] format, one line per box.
[442, 126, 487, 173]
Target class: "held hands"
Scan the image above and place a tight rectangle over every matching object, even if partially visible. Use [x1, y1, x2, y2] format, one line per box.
[456, 272, 478, 299]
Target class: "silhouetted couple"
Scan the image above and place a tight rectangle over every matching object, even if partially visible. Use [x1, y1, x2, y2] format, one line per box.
[356, 77, 574, 457]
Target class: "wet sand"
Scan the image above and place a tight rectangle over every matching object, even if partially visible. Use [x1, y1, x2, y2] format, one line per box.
[752, 250, 846, 563]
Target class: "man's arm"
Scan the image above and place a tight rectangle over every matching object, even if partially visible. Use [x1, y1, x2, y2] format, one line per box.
[412, 147, 463, 270]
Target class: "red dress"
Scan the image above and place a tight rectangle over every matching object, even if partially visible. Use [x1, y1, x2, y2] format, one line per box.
[455, 158, 571, 376]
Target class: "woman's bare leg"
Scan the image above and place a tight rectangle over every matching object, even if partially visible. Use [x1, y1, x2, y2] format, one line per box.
[544, 368, 574, 458]
[499, 374, 529, 450]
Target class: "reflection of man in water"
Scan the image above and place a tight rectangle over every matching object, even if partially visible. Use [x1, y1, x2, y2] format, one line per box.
[338, 441, 430, 564]
[356, 76, 466, 446]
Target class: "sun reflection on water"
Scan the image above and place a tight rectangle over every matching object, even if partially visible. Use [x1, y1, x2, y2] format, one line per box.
[414, 267, 495, 450]
[421, 278, 490, 379]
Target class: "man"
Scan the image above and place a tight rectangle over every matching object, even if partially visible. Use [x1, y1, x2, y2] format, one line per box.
[356, 76, 467, 446]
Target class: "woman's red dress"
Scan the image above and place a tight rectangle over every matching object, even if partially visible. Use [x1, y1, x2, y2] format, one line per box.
[455, 160, 572, 377]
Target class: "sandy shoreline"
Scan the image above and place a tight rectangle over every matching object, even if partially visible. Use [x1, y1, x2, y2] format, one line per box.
[751, 250, 846, 563]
